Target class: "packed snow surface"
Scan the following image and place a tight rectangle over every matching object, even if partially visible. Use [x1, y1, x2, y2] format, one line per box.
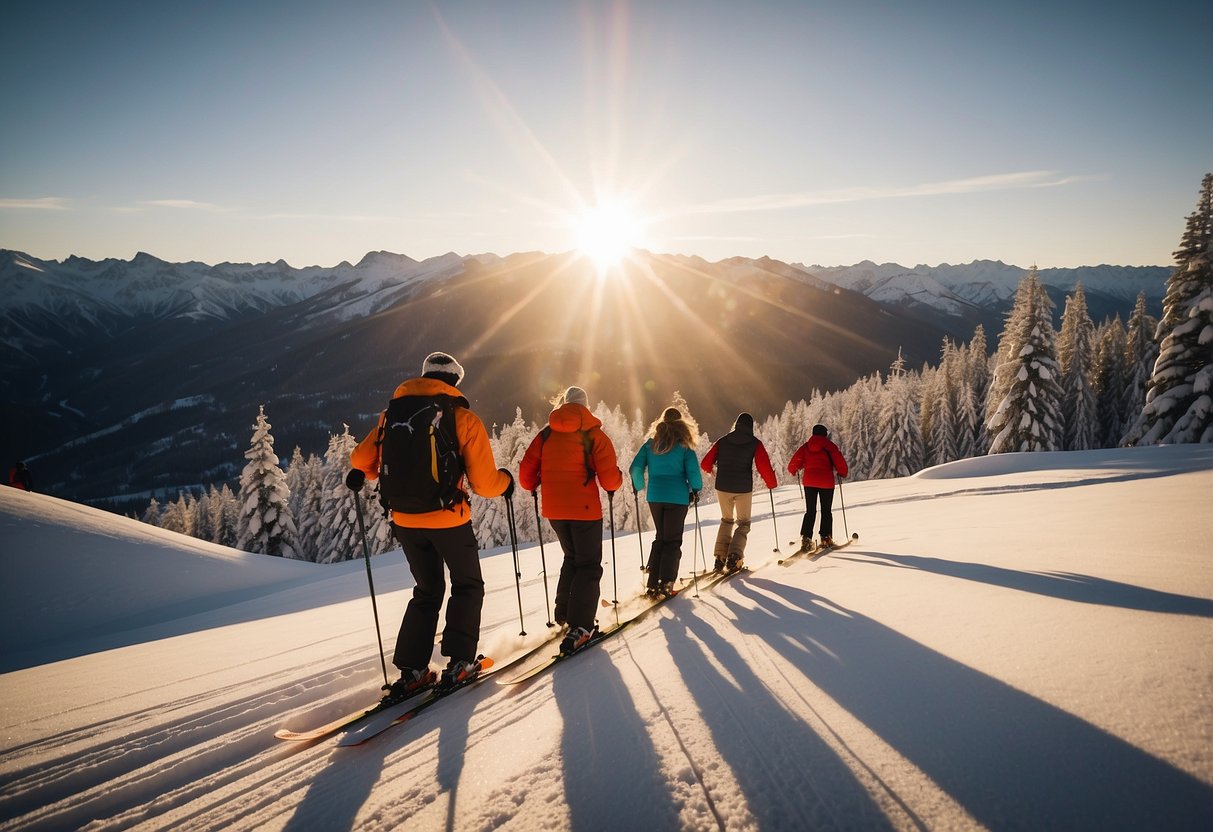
[1, 445, 1211, 830]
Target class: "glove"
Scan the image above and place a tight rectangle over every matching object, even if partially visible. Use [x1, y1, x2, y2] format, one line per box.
[499, 468, 515, 499]
[690, 489, 700, 504]
[345, 468, 366, 492]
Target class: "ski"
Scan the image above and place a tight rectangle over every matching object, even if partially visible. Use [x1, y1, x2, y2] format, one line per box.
[692, 565, 749, 591]
[778, 540, 820, 566]
[337, 656, 497, 746]
[334, 623, 580, 746]
[275, 680, 435, 742]
[498, 591, 680, 685]
[808, 532, 860, 560]
[277, 629, 566, 743]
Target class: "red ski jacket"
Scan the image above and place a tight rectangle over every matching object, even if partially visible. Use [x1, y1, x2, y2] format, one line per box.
[787, 435, 848, 489]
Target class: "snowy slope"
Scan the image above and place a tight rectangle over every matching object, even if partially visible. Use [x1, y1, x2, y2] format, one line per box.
[1, 445, 1211, 830]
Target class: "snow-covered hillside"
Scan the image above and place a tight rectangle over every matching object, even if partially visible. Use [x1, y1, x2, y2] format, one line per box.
[2, 445, 1212, 830]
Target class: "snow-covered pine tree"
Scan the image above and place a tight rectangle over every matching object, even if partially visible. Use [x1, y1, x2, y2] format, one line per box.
[159, 492, 194, 536]
[1122, 291, 1159, 435]
[987, 267, 1064, 453]
[191, 489, 214, 542]
[285, 447, 324, 561]
[236, 405, 298, 557]
[316, 426, 359, 563]
[1092, 317, 1129, 448]
[964, 325, 992, 454]
[142, 497, 162, 527]
[1122, 173, 1213, 444]
[362, 477, 396, 555]
[212, 484, 240, 547]
[477, 408, 536, 547]
[930, 342, 964, 465]
[772, 400, 802, 479]
[839, 375, 879, 479]
[872, 351, 925, 478]
[986, 275, 1038, 431]
[1057, 282, 1099, 450]
[598, 403, 644, 533]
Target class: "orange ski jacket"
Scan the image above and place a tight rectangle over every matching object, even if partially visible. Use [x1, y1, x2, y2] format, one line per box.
[518, 402, 623, 520]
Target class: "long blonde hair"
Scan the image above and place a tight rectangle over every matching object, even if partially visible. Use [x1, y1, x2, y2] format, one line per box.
[649, 406, 699, 454]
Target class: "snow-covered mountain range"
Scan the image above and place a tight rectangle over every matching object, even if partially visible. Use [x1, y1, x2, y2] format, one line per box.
[0, 248, 1170, 509]
[1, 249, 1168, 351]
[797, 259, 1169, 321]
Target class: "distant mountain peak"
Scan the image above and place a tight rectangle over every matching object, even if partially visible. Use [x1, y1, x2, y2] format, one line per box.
[355, 250, 419, 269]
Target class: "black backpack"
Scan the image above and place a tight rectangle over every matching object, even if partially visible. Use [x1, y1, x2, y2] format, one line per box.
[377, 394, 466, 513]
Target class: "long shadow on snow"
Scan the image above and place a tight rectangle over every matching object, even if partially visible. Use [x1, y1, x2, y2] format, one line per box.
[281, 693, 477, 831]
[282, 739, 386, 832]
[659, 608, 901, 830]
[838, 552, 1213, 618]
[728, 577, 1213, 831]
[552, 651, 682, 831]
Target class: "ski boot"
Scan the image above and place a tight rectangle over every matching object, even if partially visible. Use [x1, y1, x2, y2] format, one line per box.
[819, 535, 834, 549]
[439, 657, 482, 690]
[382, 667, 437, 703]
[559, 625, 596, 656]
[795, 536, 815, 555]
[725, 554, 743, 573]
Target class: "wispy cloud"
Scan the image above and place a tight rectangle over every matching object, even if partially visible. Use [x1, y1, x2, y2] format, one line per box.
[0, 197, 71, 210]
[672, 234, 760, 242]
[140, 199, 229, 212]
[686, 171, 1090, 216]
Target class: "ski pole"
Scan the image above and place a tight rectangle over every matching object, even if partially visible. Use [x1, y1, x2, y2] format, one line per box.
[504, 493, 527, 636]
[608, 490, 619, 606]
[798, 471, 807, 509]
[836, 472, 851, 540]
[352, 491, 390, 690]
[691, 491, 707, 598]
[634, 486, 646, 571]
[531, 490, 554, 627]
[769, 487, 781, 554]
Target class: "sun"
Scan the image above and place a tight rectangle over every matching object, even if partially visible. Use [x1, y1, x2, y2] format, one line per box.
[572, 201, 644, 274]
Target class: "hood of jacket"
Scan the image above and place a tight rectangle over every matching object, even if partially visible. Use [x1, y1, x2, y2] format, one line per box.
[548, 402, 602, 433]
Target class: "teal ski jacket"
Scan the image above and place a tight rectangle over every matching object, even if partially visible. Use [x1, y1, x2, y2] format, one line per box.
[630, 440, 703, 504]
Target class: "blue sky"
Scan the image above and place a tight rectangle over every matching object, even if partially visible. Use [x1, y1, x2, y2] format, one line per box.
[2, 0, 1210, 268]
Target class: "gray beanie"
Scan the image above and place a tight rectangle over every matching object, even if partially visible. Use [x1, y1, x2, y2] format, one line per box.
[562, 386, 589, 407]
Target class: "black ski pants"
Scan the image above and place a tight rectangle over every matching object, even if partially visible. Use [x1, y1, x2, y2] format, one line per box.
[646, 502, 689, 587]
[549, 518, 604, 631]
[799, 486, 835, 539]
[392, 522, 484, 671]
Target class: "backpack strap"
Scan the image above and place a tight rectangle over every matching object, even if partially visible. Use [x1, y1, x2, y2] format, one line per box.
[539, 426, 596, 486]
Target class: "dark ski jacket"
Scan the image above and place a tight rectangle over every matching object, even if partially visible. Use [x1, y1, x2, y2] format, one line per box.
[701, 429, 777, 493]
